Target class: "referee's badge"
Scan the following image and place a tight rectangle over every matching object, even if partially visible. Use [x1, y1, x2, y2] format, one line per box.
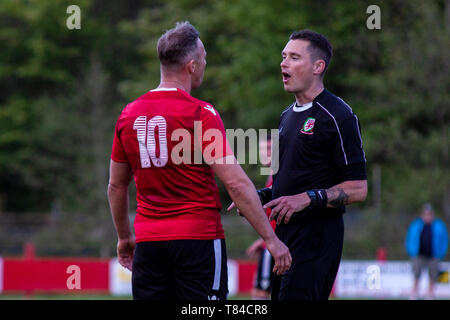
[301, 117, 315, 135]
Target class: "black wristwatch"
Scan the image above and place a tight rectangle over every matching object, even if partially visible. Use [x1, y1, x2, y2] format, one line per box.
[306, 189, 328, 208]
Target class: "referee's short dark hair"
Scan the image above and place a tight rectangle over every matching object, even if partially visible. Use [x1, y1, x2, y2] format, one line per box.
[157, 21, 200, 68]
[289, 30, 333, 77]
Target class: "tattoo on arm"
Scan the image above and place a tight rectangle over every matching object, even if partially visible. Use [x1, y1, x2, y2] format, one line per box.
[326, 188, 350, 208]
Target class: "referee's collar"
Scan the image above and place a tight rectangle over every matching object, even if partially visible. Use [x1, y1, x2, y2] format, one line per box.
[313, 88, 328, 103]
[292, 88, 328, 112]
[293, 101, 313, 112]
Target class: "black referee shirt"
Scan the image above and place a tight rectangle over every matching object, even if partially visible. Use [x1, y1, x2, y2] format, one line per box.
[272, 88, 367, 217]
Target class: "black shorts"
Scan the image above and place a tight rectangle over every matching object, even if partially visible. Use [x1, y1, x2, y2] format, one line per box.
[132, 239, 228, 300]
[253, 248, 274, 292]
[271, 214, 344, 300]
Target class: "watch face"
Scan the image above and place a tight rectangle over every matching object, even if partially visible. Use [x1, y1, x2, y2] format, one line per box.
[307, 190, 317, 207]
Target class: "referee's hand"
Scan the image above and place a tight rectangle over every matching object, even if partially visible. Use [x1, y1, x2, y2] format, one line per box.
[117, 237, 136, 271]
[265, 237, 292, 275]
[264, 193, 310, 225]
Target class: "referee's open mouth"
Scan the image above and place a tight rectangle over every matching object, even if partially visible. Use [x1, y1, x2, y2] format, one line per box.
[282, 72, 291, 83]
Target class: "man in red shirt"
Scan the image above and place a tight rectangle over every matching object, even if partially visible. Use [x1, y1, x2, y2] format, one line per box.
[107, 21, 291, 300]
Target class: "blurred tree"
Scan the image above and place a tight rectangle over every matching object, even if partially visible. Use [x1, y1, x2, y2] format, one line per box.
[354, 0, 449, 215]
[0, 0, 153, 256]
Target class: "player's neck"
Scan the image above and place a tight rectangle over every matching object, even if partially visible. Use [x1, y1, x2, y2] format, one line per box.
[157, 78, 191, 94]
[295, 82, 324, 105]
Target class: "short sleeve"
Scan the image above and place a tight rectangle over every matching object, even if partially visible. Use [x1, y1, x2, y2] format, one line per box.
[332, 115, 366, 168]
[111, 118, 128, 163]
[197, 104, 234, 164]
[337, 162, 367, 181]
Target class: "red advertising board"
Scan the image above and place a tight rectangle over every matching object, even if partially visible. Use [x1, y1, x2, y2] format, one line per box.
[2, 258, 109, 294]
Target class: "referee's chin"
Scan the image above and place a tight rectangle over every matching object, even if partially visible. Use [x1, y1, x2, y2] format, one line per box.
[282, 82, 296, 93]
[283, 84, 305, 95]
[283, 85, 296, 93]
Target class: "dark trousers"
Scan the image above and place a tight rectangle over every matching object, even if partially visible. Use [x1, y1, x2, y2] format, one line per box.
[272, 215, 344, 300]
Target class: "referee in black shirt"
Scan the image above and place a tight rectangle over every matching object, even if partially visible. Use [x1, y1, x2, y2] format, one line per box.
[260, 30, 368, 300]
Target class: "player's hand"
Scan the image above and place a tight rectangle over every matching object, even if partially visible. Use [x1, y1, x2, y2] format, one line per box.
[117, 236, 136, 271]
[246, 238, 265, 258]
[226, 202, 242, 216]
[264, 193, 310, 225]
[264, 237, 292, 275]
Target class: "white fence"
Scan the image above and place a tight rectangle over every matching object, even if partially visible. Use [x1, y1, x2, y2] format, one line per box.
[335, 260, 450, 299]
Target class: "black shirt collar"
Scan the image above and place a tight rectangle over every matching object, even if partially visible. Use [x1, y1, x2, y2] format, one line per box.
[313, 88, 328, 104]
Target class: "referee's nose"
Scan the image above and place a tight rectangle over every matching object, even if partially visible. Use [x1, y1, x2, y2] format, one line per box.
[280, 59, 287, 68]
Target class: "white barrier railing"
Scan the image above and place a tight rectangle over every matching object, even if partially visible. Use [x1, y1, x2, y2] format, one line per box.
[335, 260, 450, 299]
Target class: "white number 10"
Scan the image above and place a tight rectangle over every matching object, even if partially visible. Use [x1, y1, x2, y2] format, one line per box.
[133, 115, 168, 168]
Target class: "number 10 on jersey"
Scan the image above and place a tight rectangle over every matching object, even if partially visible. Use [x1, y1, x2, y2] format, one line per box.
[133, 115, 168, 168]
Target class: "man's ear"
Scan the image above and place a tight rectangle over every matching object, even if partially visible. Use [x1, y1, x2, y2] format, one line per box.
[186, 59, 196, 74]
[313, 60, 326, 76]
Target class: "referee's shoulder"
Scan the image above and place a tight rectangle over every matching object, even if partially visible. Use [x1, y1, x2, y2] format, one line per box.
[280, 102, 295, 118]
[314, 89, 355, 123]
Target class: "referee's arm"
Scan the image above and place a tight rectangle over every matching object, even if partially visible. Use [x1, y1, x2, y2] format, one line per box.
[266, 179, 367, 225]
[267, 160, 368, 225]
[325, 179, 367, 208]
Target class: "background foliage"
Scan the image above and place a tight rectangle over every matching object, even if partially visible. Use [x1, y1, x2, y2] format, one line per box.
[0, 0, 448, 259]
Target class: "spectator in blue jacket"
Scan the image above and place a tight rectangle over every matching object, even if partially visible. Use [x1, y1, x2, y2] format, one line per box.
[405, 203, 448, 300]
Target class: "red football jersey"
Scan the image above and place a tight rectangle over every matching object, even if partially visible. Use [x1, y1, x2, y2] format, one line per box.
[111, 88, 233, 242]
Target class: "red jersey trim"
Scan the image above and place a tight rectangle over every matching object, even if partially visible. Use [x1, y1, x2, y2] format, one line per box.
[110, 156, 129, 163]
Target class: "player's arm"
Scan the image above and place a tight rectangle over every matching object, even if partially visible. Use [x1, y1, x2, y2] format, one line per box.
[227, 186, 272, 214]
[200, 104, 291, 274]
[210, 157, 292, 275]
[246, 238, 265, 259]
[107, 159, 135, 270]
